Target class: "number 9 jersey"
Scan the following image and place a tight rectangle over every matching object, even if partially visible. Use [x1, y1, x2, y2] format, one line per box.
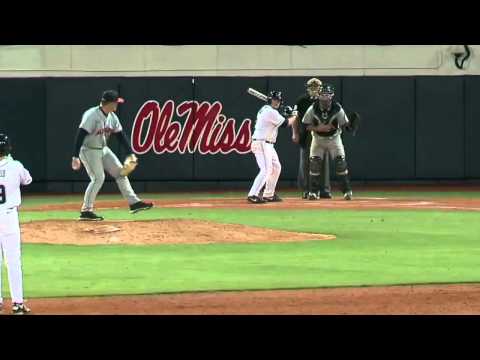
[0, 156, 32, 211]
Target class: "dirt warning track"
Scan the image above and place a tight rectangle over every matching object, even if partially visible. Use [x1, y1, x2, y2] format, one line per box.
[5, 284, 480, 315]
[24, 196, 480, 212]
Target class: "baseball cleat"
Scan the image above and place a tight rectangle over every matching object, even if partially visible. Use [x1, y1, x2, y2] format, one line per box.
[308, 192, 319, 200]
[12, 303, 31, 315]
[302, 191, 309, 200]
[130, 201, 154, 214]
[319, 192, 333, 199]
[79, 211, 104, 221]
[247, 195, 266, 204]
[263, 194, 283, 202]
[344, 191, 353, 201]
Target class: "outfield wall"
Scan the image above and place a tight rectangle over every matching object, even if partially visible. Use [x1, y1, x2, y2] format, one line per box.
[0, 76, 478, 193]
[0, 45, 476, 76]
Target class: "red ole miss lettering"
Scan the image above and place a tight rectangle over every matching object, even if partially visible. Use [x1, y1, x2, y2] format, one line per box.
[131, 100, 252, 155]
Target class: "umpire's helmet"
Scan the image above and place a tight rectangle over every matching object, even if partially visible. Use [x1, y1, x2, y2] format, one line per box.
[267, 90, 283, 104]
[306, 78, 322, 99]
[0, 133, 12, 156]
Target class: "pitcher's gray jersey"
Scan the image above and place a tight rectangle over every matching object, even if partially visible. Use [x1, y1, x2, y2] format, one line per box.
[79, 107, 123, 148]
[302, 102, 349, 138]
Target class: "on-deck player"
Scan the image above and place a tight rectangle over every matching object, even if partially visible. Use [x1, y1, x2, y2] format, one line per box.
[0, 134, 32, 315]
[247, 91, 296, 204]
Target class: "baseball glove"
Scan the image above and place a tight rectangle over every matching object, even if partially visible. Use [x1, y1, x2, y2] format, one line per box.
[120, 154, 138, 177]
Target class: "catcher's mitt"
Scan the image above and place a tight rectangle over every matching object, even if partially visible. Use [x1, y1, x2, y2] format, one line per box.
[120, 154, 138, 177]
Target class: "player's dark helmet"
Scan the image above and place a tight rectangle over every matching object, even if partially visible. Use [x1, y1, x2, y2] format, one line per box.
[267, 90, 283, 104]
[318, 84, 335, 110]
[0, 133, 12, 156]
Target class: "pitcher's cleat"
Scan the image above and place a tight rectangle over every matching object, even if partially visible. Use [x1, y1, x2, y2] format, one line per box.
[130, 201, 154, 214]
[344, 191, 353, 201]
[79, 211, 104, 221]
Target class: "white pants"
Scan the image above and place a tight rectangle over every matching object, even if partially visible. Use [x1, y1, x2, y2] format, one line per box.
[0, 208, 24, 304]
[248, 140, 281, 198]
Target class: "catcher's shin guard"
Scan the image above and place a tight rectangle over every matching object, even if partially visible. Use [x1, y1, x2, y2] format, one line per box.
[335, 156, 352, 194]
[335, 156, 348, 176]
[309, 176, 320, 194]
[339, 174, 352, 194]
[309, 156, 322, 193]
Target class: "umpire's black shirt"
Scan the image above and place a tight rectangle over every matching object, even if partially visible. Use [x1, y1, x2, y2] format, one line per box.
[295, 94, 315, 147]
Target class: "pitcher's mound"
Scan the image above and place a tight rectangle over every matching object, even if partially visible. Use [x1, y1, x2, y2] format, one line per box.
[21, 220, 335, 246]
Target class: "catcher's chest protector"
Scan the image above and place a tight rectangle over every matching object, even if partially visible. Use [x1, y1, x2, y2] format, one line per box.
[314, 102, 341, 125]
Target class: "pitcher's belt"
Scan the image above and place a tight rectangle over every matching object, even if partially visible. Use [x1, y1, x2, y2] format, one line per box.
[85, 146, 105, 150]
[252, 139, 275, 144]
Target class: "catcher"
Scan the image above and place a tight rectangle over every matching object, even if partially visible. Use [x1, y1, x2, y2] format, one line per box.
[302, 84, 359, 200]
[71, 90, 153, 221]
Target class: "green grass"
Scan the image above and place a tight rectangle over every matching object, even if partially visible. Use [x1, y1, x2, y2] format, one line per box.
[2, 191, 480, 298]
[15, 234, 480, 298]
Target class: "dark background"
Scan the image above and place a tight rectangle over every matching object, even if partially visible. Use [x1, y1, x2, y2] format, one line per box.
[0, 75, 478, 193]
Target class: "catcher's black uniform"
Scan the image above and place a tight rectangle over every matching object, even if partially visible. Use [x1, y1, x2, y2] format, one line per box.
[294, 94, 331, 198]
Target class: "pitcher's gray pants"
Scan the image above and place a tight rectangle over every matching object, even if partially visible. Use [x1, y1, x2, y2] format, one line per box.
[79, 146, 140, 212]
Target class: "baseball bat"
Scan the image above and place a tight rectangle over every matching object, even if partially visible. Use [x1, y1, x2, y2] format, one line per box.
[247, 88, 268, 102]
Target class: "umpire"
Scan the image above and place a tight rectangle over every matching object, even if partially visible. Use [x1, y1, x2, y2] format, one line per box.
[292, 78, 332, 199]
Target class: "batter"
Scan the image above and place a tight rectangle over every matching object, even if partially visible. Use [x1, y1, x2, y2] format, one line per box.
[247, 91, 295, 204]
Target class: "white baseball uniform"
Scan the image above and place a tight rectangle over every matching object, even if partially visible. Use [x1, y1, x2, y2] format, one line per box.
[0, 156, 32, 305]
[248, 104, 286, 198]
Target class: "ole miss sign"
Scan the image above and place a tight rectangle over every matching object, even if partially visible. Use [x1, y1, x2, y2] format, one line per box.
[131, 100, 253, 155]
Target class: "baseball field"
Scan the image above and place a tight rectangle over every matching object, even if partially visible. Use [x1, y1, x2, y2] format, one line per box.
[3, 185, 480, 315]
